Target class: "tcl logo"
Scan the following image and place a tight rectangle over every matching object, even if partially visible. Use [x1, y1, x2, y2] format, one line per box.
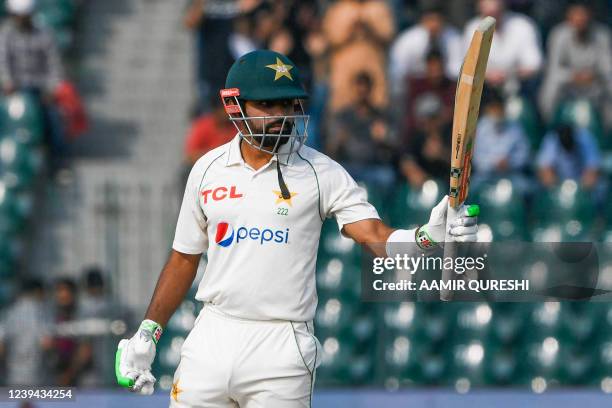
[201, 186, 243, 204]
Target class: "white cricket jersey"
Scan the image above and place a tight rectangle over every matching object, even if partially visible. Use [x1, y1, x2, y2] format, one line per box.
[172, 135, 380, 321]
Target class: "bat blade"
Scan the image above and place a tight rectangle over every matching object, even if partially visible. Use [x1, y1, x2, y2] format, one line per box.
[440, 16, 495, 301]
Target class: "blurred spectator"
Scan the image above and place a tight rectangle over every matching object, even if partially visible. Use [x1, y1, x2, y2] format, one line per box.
[539, 1, 612, 125]
[390, 3, 463, 95]
[185, 96, 236, 166]
[471, 87, 531, 193]
[0, 278, 52, 386]
[0, 0, 63, 96]
[77, 267, 111, 387]
[51, 277, 91, 386]
[327, 71, 396, 190]
[322, 0, 395, 112]
[0, 0, 66, 155]
[399, 94, 450, 188]
[270, 0, 318, 91]
[536, 124, 602, 194]
[402, 49, 455, 141]
[463, 0, 543, 95]
[184, 0, 248, 112]
[78, 267, 110, 322]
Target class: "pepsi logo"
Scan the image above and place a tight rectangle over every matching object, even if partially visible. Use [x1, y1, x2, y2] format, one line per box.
[214, 222, 290, 247]
[215, 222, 234, 247]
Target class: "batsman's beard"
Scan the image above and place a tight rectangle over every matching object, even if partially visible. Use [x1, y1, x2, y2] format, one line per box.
[251, 120, 293, 150]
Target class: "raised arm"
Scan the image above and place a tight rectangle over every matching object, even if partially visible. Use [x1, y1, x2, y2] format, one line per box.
[342, 218, 394, 258]
[343, 196, 479, 260]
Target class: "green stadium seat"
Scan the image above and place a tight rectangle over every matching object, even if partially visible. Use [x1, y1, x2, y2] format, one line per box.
[0, 137, 43, 178]
[560, 302, 600, 343]
[532, 181, 596, 241]
[560, 345, 595, 385]
[420, 303, 453, 344]
[314, 298, 355, 339]
[319, 219, 358, 260]
[0, 93, 45, 138]
[417, 350, 447, 385]
[490, 303, 527, 345]
[382, 302, 423, 339]
[446, 339, 487, 387]
[518, 335, 563, 386]
[315, 335, 354, 385]
[485, 345, 520, 385]
[389, 180, 444, 228]
[524, 302, 563, 340]
[473, 179, 528, 240]
[451, 302, 493, 339]
[382, 335, 426, 386]
[316, 257, 360, 300]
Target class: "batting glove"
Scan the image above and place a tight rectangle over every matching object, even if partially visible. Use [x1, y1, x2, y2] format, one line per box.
[115, 320, 162, 395]
[415, 195, 479, 249]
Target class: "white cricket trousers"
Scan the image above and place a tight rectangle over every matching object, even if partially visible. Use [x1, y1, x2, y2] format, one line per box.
[169, 304, 321, 408]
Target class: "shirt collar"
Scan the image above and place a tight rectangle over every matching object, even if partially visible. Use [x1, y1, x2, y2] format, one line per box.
[224, 133, 296, 167]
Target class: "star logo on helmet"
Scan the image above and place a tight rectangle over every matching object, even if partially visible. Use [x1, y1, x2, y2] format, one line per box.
[266, 57, 294, 81]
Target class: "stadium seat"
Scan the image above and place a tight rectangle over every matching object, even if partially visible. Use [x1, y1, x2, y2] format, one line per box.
[451, 303, 493, 339]
[485, 345, 520, 385]
[316, 257, 360, 300]
[389, 180, 444, 228]
[532, 181, 596, 240]
[34, 0, 77, 50]
[314, 297, 355, 339]
[559, 302, 600, 343]
[315, 335, 355, 385]
[0, 136, 44, 176]
[382, 334, 428, 386]
[416, 349, 448, 385]
[490, 303, 527, 345]
[0, 93, 45, 138]
[445, 339, 487, 387]
[473, 179, 528, 240]
[382, 302, 423, 339]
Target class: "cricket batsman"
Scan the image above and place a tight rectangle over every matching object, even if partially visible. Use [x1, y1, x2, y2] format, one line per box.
[115, 50, 479, 407]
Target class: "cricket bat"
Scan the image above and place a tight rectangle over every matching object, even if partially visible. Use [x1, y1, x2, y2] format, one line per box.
[440, 16, 496, 301]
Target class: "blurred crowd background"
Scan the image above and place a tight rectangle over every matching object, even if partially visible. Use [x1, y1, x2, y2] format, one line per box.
[0, 0, 611, 399]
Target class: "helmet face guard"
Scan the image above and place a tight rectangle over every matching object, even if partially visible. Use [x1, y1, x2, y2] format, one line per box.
[220, 88, 309, 157]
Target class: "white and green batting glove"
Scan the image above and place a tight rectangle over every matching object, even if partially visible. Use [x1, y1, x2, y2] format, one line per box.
[415, 195, 480, 249]
[116, 319, 162, 395]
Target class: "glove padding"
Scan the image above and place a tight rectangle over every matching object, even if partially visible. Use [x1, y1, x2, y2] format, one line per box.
[116, 320, 162, 395]
[419, 195, 479, 247]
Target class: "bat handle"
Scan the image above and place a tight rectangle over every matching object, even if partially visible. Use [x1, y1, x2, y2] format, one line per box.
[440, 203, 460, 301]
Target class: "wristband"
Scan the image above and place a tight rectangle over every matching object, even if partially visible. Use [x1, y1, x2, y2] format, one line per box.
[415, 225, 438, 250]
[139, 320, 163, 345]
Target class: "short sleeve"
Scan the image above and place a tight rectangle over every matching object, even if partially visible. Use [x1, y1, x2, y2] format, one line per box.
[320, 161, 380, 232]
[172, 165, 209, 254]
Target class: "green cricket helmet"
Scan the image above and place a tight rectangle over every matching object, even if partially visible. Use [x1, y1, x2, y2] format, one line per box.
[220, 50, 309, 156]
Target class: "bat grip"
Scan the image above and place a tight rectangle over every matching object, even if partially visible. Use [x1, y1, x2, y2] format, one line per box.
[440, 203, 460, 301]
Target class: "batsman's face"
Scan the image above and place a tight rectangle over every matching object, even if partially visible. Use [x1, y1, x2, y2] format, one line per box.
[243, 99, 297, 148]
